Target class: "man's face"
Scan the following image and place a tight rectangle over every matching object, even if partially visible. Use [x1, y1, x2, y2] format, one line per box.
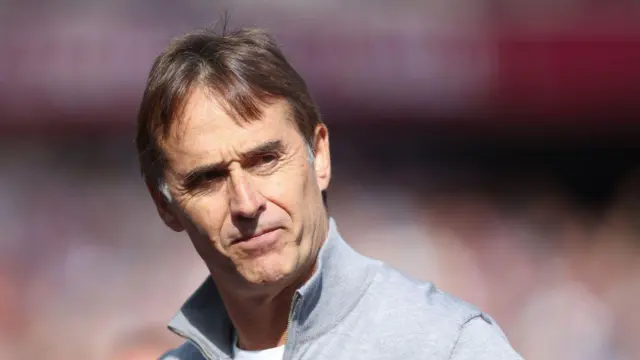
[153, 86, 331, 290]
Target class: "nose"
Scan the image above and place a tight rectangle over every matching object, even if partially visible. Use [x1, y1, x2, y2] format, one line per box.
[227, 168, 266, 219]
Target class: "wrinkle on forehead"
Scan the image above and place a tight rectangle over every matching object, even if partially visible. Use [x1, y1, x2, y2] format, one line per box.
[164, 86, 294, 148]
[159, 87, 299, 175]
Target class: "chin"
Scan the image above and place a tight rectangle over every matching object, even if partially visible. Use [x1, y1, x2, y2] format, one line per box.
[237, 254, 299, 287]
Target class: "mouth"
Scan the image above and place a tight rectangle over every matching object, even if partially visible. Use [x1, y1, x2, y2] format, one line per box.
[232, 227, 279, 244]
[230, 227, 282, 254]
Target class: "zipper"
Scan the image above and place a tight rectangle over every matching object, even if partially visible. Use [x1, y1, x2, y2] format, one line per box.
[168, 292, 303, 360]
[283, 292, 302, 360]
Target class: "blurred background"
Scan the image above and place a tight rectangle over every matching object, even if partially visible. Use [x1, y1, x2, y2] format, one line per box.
[1, 1, 640, 359]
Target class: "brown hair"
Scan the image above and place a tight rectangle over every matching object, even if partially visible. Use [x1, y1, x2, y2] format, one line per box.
[135, 26, 324, 194]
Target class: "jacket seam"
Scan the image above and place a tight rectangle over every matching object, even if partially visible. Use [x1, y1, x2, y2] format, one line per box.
[447, 313, 483, 360]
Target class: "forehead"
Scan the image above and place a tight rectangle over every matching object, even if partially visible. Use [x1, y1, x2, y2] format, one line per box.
[161, 87, 299, 170]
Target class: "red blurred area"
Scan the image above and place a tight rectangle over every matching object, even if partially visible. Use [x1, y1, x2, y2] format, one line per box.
[494, 19, 640, 122]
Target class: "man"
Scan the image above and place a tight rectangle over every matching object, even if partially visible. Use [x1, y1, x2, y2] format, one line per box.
[135, 26, 523, 360]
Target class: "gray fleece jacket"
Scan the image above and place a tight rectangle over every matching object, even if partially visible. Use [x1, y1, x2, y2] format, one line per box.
[160, 218, 523, 359]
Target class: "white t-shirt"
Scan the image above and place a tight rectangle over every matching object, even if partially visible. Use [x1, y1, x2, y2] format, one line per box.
[232, 334, 285, 360]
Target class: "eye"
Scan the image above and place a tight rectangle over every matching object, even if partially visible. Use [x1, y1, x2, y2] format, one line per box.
[203, 171, 225, 182]
[185, 170, 225, 190]
[258, 153, 278, 164]
[248, 153, 279, 173]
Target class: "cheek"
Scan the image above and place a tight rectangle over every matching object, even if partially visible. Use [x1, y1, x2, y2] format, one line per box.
[180, 195, 227, 238]
[261, 166, 310, 215]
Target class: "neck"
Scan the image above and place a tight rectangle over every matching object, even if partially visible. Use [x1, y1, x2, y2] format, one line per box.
[230, 291, 292, 350]
[221, 263, 314, 351]
[218, 216, 330, 351]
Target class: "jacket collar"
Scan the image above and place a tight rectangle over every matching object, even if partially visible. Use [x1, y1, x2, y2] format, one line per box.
[167, 217, 377, 359]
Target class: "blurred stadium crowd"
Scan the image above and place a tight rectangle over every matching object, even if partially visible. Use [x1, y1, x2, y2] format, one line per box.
[1, 1, 640, 359]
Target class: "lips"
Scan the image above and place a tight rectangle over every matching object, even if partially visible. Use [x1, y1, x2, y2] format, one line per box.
[230, 227, 282, 255]
[231, 227, 279, 244]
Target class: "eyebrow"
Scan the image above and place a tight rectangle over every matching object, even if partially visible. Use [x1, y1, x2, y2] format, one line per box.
[179, 140, 285, 186]
[243, 140, 285, 159]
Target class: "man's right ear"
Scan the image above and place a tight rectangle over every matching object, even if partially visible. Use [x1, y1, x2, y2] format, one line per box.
[145, 178, 185, 232]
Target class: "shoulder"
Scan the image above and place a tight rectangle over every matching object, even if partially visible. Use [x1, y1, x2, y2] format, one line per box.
[365, 262, 483, 326]
[449, 316, 523, 359]
[358, 262, 520, 357]
[158, 341, 204, 360]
